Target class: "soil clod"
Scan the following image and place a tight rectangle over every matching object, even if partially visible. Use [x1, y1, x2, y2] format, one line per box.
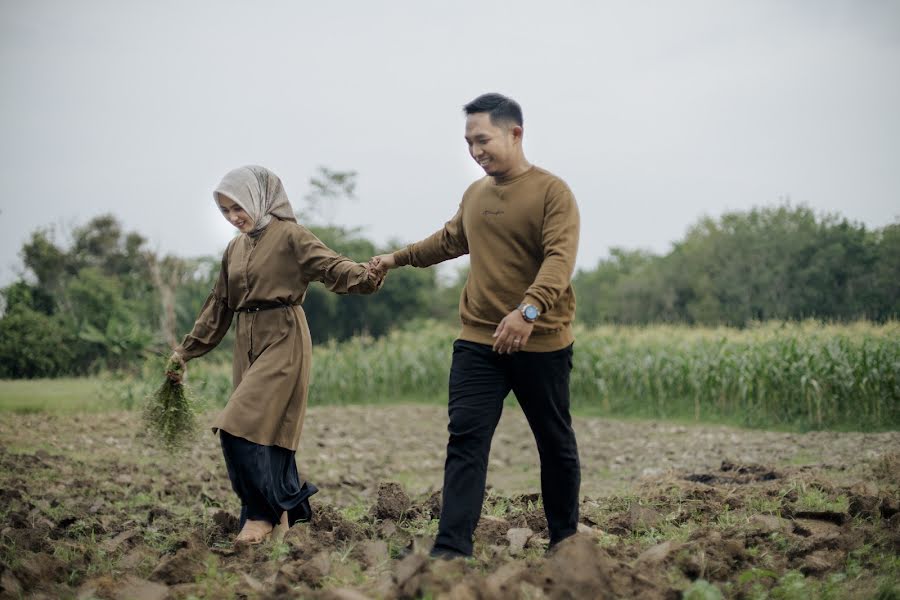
[373, 481, 411, 521]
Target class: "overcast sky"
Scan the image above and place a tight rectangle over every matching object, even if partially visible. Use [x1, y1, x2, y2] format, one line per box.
[1, 0, 898, 286]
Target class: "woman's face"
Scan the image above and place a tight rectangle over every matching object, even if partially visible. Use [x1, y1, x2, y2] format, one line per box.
[217, 195, 253, 233]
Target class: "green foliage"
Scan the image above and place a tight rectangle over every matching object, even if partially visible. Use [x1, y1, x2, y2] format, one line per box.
[3, 194, 897, 380]
[793, 486, 848, 513]
[768, 570, 811, 600]
[3, 215, 163, 376]
[172, 255, 232, 352]
[143, 358, 200, 452]
[0, 306, 73, 378]
[108, 320, 868, 426]
[570, 248, 656, 325]
[308, 324, 455, 404]
[0, 283, 70, 378]
[95, 357, 232, 412]
[61, 267, 155, 371]
[194, 556, 238, 598]
[569, 320, 900, 430]
[565, 321, 881, 429]
[873, 581, 900, 600]
[303, 225, 446, 343]
[0, 378, 114, 413]
[1, 281, 55, 315]
[573, 205, 900, 326]
[683, 579, 724, 600]
[303, 320, 900, 431]
[19, 227, 68, 291]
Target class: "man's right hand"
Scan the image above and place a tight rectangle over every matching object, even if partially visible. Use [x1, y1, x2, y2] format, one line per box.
[369, 253, 397, 275]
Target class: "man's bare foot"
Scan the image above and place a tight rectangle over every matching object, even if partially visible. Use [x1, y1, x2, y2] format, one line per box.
[235, 519, 273, 545]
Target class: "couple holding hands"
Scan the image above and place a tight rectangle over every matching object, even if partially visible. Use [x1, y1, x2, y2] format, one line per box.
[167, 93, 581, 558]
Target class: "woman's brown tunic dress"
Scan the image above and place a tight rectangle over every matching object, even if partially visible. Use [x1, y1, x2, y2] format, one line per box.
[175, 218, 379, 450]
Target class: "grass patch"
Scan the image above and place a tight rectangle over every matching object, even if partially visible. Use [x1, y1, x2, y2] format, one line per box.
[0, 377, 114, 413]
[793, 487, 849, 513]
[340, 502, 370, 523]
[0, 376, 854, 440]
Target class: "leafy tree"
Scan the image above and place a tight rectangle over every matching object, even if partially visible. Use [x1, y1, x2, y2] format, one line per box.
[871, 223, 900, 320]
[0, 305, 73, 378]
[573, 248, 656, 324]
[3, 188, 897, 380]
[293, 168, 442, 342]
[58, 267, 154, 371]
[3, 215, 161, 375]
[572, 205, 899, 326]
[303, 226, 437, 342]
[0, 281, 55, 316]
[20, 227, 68, 293]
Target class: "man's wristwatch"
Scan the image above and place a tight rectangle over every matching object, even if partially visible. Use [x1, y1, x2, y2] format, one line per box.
[518, 303, 540, 323]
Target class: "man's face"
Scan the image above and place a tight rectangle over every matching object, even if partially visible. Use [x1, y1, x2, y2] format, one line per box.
[465, 112, 520, 177]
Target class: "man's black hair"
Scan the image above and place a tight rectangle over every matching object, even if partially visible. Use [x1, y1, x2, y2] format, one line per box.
[463, 93, 523, 128]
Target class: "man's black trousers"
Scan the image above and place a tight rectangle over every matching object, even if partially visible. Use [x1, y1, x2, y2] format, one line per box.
[432, 339, 581, 557]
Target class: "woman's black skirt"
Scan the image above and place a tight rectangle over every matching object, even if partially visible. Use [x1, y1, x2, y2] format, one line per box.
[219, 429, 318, 529]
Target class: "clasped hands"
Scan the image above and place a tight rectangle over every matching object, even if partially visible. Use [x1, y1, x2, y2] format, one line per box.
[366, 253, 395, 278]
[364, 254, 533, 354]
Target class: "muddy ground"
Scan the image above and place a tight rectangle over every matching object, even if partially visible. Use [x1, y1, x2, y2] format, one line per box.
[1, 404, 898, 599]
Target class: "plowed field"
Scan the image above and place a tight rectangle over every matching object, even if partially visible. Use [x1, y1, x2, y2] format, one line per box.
[1, 405, 898, 599]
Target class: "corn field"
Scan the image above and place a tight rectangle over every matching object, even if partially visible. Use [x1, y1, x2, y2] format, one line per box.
[305, 320, 899, 430]
[567, 321, 900, 430]
[167, 320, 899, 431]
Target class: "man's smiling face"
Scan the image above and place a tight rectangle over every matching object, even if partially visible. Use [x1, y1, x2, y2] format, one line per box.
[465, 112, 521, 178]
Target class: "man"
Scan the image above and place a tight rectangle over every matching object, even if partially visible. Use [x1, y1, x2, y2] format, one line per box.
[371, 92, 581, 558]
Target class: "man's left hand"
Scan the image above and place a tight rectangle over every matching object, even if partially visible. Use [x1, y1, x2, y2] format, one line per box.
[492, 309, 534, 354]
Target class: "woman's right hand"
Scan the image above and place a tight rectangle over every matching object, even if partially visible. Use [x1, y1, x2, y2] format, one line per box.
[165, 352, 187, 383]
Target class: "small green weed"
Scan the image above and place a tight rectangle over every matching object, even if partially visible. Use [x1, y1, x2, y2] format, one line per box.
[194, 557, 237, 599]
[683, 579, 724, 600]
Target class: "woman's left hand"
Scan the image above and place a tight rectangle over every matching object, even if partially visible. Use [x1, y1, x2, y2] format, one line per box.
[365, 260, 387, 289]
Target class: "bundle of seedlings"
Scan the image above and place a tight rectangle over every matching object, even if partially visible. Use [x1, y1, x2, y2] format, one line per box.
[143, 356, 200, 452]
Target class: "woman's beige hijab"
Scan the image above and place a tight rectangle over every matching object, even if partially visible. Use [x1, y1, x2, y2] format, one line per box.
[214, 166, 297, 236]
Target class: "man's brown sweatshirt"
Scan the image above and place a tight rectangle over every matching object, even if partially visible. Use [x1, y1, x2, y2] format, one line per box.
[393, 166, 579, 352]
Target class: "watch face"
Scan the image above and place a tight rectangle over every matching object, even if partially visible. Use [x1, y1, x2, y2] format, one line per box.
[524, 305, 539, 320]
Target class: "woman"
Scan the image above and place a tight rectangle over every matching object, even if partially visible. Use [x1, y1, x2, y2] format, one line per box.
[167, 165, 383, 544]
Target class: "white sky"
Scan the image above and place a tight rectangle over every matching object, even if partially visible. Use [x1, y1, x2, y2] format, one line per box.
[1, 0, 899, 285]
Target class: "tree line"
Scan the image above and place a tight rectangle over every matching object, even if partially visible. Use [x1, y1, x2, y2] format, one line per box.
[573, 205, 899, 325]
[0, 171, 896, 378]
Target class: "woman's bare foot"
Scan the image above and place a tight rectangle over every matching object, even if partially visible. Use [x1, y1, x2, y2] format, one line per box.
[235, 519, 273, 545]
